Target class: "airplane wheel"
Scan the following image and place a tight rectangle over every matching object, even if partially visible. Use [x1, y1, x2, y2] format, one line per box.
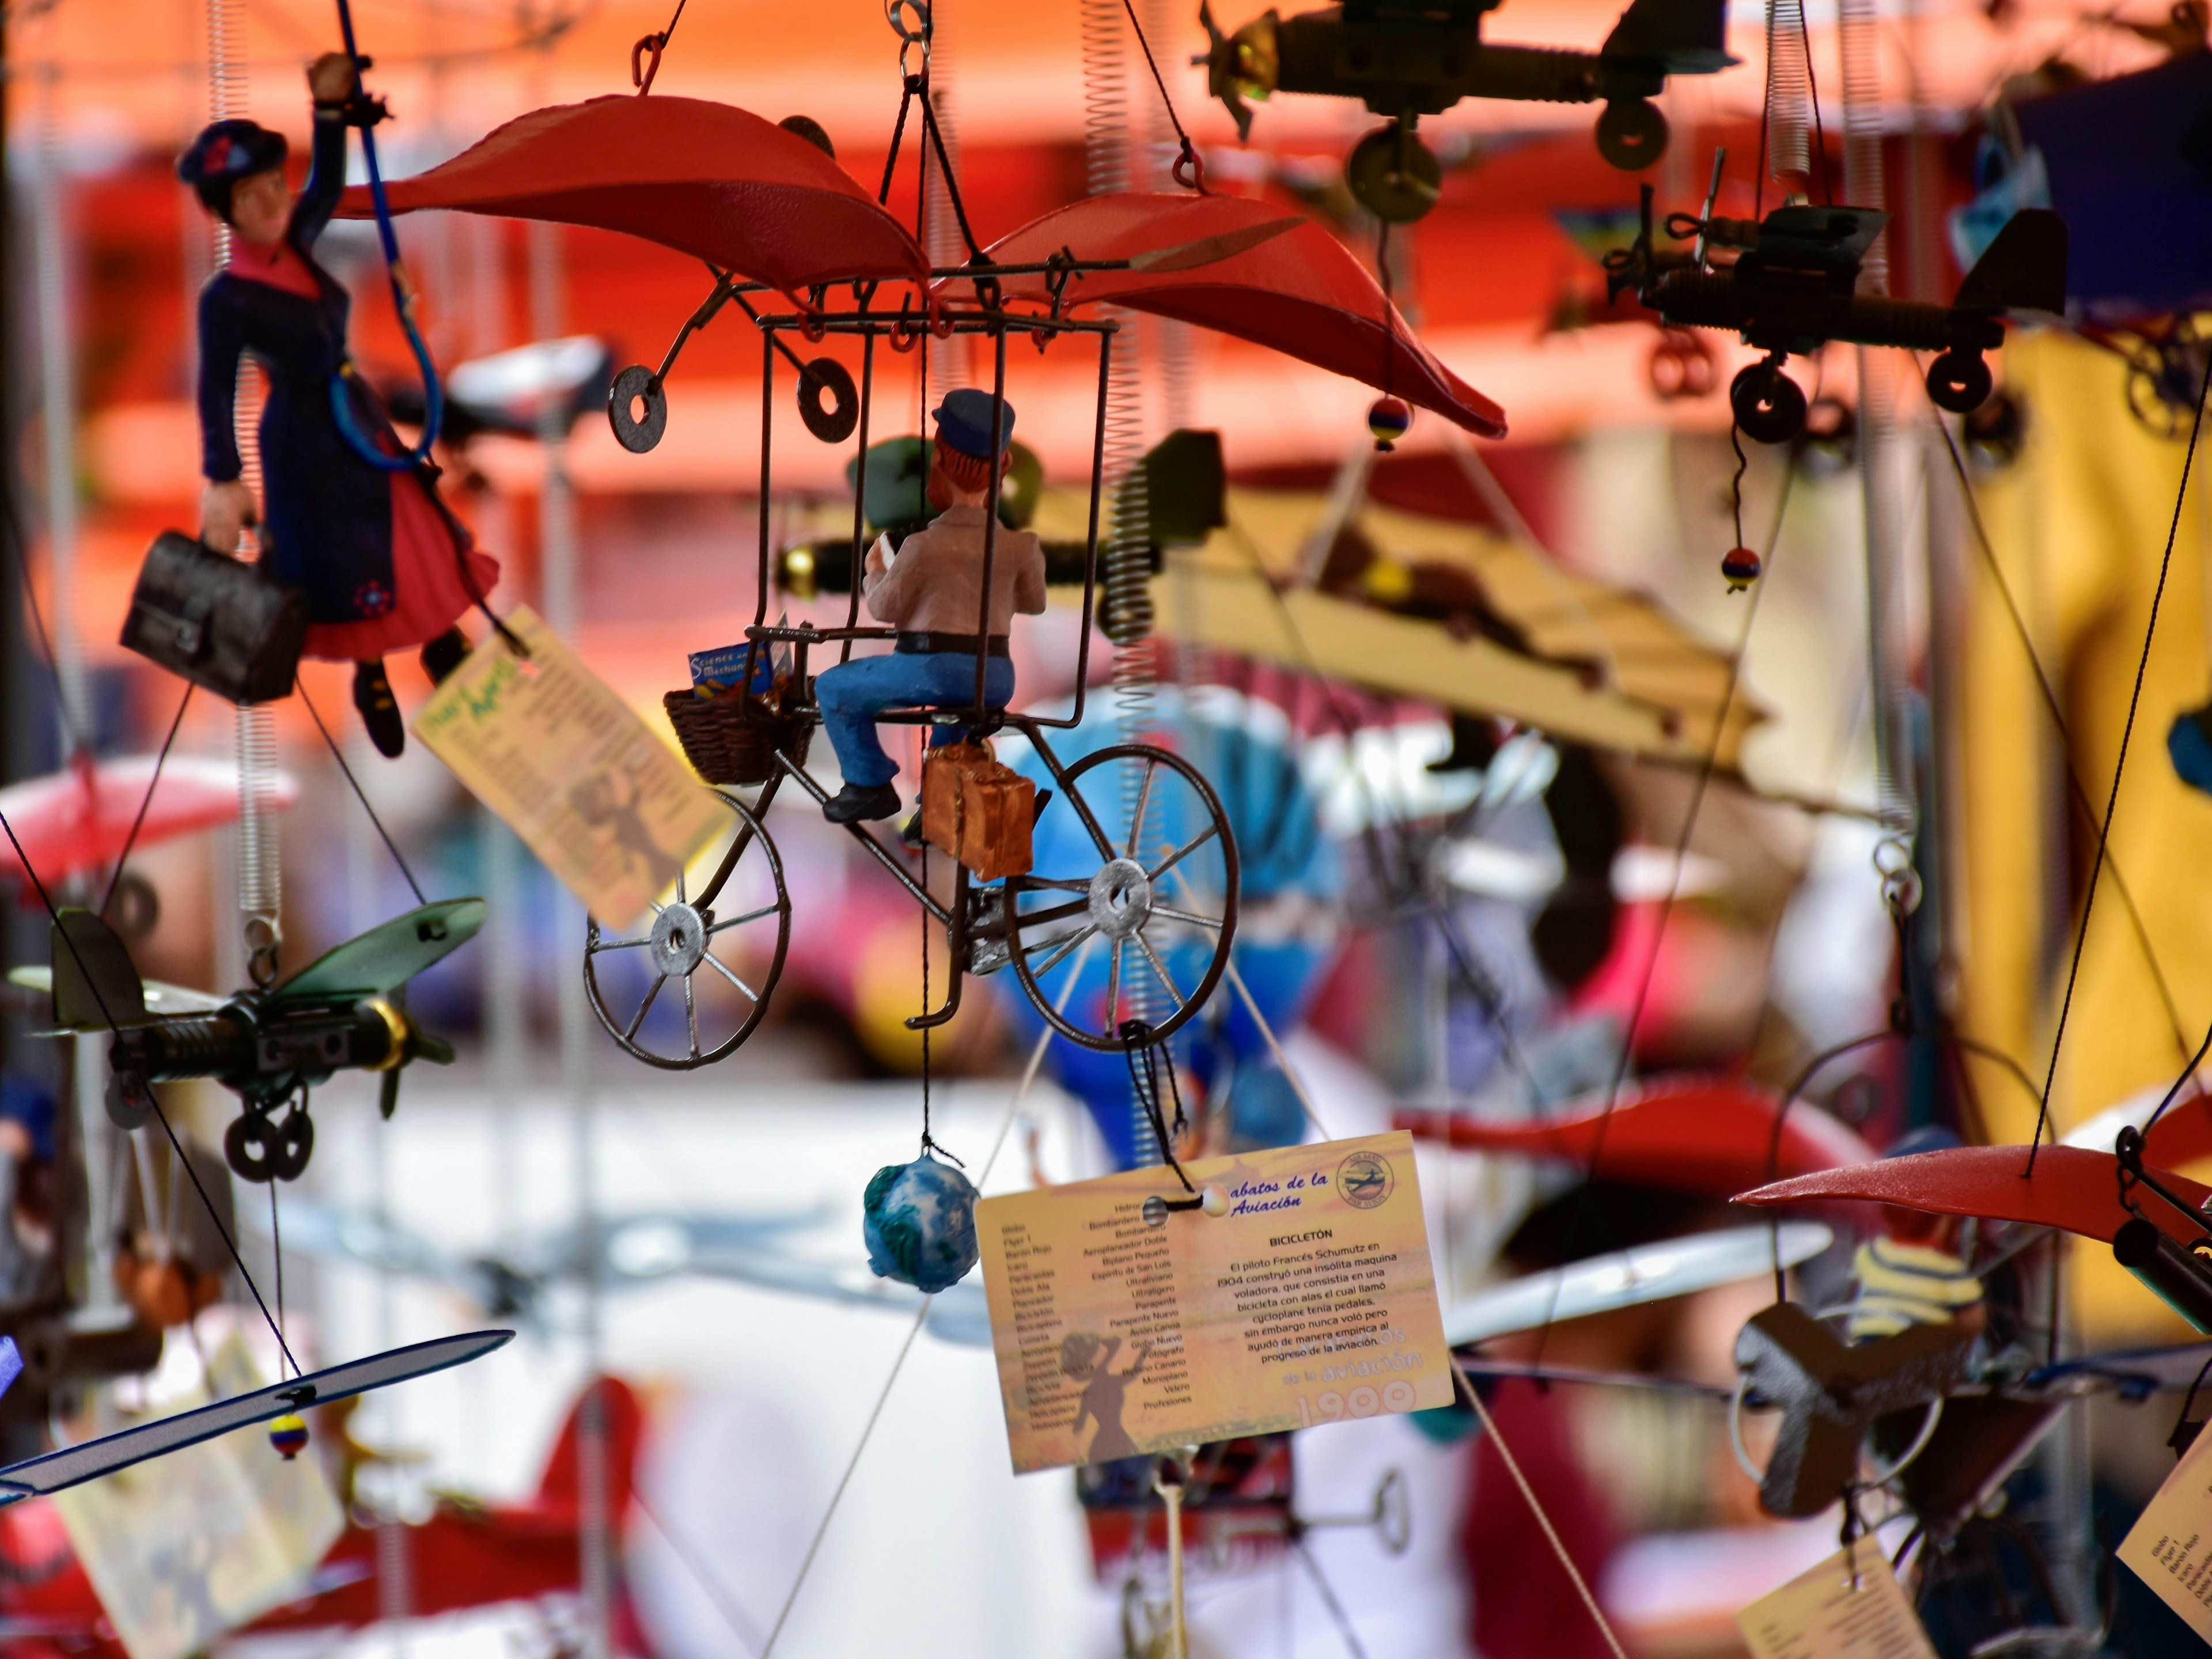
[1730, 361, 1808, 444]
[1596, 99, 1669, 171]
[105, 871, 160, 943]
[1925, 350, 1993, 414]
[608, 364, 669, 453]
[1006, 744, 1239, 1052]
[1346, 124, 1442, 224]
[583, 789, 790, 1070]
[226, 1101, 313, 1183]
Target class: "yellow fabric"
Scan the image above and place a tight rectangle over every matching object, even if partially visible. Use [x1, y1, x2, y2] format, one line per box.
[1955, 329, 2211, 1339]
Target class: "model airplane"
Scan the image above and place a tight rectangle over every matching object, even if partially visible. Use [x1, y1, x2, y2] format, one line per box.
[12, 899, 484, 1183]
[1607, 185, 2069, 441]
[1198, 0, 1736, 219]
[2, 1365, 628, 1659]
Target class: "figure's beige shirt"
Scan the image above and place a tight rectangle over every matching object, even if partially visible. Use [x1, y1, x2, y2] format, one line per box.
[862, 506, 1048, 635]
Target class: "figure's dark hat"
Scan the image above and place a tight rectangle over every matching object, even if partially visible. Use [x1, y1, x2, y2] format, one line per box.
[931, 388, 1016, 460]
[177, 119, 288, 191]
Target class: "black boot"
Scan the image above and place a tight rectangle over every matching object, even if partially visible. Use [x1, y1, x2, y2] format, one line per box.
[353, 660, 406, 758]
[823, 782, 902, 824]
[420, 627, 469, 685]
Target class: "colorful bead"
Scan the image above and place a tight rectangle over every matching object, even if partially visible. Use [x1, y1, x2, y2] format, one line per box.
[268, 1413, 309, 1460]
[1367, 396, 1412, 452]
[1720, 546, 1762, 591]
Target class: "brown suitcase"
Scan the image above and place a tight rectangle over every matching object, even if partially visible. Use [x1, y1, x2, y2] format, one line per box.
[922, 742, 1035, 881]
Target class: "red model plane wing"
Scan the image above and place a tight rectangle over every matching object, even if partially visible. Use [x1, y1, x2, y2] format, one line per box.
[964, 192, 1508, 440]
[0, 757, 296, 888]
[1732, 1145, 2212, 1244]
[337, 96, 927, 296]
[1396, 1073, 1876, 1196]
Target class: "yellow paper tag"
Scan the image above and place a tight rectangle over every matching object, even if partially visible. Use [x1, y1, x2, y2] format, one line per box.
[977, 1130, 1455, 1474]
[1737, 1544, 1938, 1659]
[52, 1335, 343, 1659]
[413, 607, 726, 928]
[2119, 1414, 2212, 1634]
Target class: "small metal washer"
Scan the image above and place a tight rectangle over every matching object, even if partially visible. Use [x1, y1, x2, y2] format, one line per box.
[651, 902, 710, 976]
[1088, 858, 1154, 940]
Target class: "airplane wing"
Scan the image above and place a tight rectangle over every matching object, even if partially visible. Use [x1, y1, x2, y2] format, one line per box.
[268, 899, 488, 1006]
[7, 965, 225, 1020]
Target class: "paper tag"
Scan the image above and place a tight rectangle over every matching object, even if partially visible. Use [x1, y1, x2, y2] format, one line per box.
[1737, 1545, 1938, 1659]
[52, 1334, 342, 1659]
[976, 1130, 1455, 1474]
[2119, 1412, 2212, 1635]
[414, 607, 727, 928]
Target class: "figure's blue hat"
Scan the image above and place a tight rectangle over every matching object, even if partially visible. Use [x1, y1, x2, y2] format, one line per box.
[931, 388, 1016, 460]
[177, 119, 288, 191]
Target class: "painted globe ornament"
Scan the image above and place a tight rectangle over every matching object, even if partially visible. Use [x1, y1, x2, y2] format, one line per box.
[1720, 546, 1762, 592]
[1367, 395, 1412, 452]
[2171, 702, 2212, 797]
[268, 1413, 309, 1460]
[863, 1154, 980, 1293]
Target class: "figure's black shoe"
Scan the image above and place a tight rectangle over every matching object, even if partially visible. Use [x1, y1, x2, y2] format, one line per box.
[900, 804, 926, 847]
[823, 782, 902, 824]
[354, 660, 406, 758]
[421, 627, 469, 685]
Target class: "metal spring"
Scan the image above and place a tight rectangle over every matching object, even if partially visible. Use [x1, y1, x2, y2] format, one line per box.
[1081, 0, 1130, 195]
[1763, 0, 1810, 193]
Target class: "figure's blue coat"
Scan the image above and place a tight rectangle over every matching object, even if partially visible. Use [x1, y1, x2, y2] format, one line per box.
[195, 111, 403, 627]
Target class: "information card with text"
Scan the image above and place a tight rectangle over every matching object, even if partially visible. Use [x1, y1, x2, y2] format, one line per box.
[977, 1131, 1454, 1473]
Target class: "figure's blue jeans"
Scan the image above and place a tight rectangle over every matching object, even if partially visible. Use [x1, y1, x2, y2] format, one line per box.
[815, 652, 1017, 789]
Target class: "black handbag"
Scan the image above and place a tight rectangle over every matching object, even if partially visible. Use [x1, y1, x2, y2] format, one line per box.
[120, 531, 308, 705]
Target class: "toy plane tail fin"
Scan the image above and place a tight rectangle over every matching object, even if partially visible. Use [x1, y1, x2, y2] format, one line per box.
[1954, 207, 2069, 315]
[533, 1375, 644, 1514]
[51, 910, 150, 1032]
[1604, 0, 1736, 73]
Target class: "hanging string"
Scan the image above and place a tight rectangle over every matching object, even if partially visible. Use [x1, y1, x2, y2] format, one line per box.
[0, 486, 92, 763]
[1928, 404, 2190, 1058]
[268, 1183, 291, 1380]
[1291, 1540, 1370, 1659]
[759, 968, 1088, 1659]
[99, 681, 194, 918]
[296, 678, 428, 906]
[1797, 2, 1834, 206]
[1529, 440, 1800, 1366]
[1122, 1019, 1201, 1204]
[0, 801, 302, 1378]
[918, 844, 959, 1163]
[2025, 346, 2212, 1171]
[1116, 0, 1207, 190]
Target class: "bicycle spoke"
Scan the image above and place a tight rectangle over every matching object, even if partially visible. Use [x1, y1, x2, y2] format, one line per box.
[1149, 821, 1220, 884]
[1028, 922, 1099, 979]
[708, 903, 781, 935]
[1151, 904, 1222, 931]
[1134, 934, 1188, 1010]
[677, 865, 687, 904]
[592, 934, 654, 952]
[685, 973, 700, 1058]
[1014, 896, 1090, 932]
[1017, 876, 1092, 893]
[1062, 777, 1120, 863]
[1127, 757, 1158, 862]
[701, 949, 760, 1002]
[1107, 939, 1124, 1036]
[624, 976, 667, 1041]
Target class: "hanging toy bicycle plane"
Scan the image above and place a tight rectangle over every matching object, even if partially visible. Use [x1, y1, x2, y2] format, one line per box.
[338, 4, 1508, 1075]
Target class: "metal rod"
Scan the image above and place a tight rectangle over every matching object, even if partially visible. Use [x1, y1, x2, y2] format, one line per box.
[973, 325, 1008, 712]
[839, 331, 877, 663]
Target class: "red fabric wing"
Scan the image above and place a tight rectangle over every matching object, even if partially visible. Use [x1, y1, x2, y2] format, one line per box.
[0, 759, 289, 886]
[1395, 1073, 1875, 1197]
[337, 97, 926, 294]
[967, 193, 1508, 440]
[1732, 1144, 2212, 1244]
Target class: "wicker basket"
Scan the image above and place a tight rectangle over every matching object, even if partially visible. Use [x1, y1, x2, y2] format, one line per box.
[664, 690, 809, 786]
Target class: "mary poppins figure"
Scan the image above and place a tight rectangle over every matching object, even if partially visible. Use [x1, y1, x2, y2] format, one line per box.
[179, 51, 500, 757]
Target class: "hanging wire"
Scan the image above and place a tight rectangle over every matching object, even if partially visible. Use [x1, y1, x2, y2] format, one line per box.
[1927, 409, 2190, 1058]
[0, 802, 302, 1378]
[1116, 0, 1207, 190]
[99, 684, 195, 919]
[296, 679, 428, 906]
[0, 485, 92, 763]
[2025, 347, 2212, 1169]
[631, 0, 691, 93]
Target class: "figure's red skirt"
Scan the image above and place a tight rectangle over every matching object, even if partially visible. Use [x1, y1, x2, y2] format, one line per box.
[302, 470, 501, 662]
